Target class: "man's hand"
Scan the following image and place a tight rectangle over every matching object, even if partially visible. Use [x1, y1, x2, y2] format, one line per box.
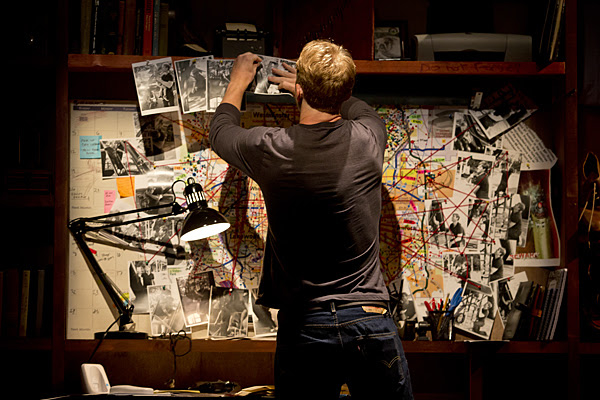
[222, 52, 263, 110]
[268, 62, 297, 93]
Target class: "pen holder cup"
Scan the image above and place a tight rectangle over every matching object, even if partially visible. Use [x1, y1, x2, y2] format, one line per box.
[427, 310, 454, 341]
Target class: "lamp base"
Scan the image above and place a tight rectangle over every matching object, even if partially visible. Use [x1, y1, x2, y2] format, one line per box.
[95, 330, 149, 340]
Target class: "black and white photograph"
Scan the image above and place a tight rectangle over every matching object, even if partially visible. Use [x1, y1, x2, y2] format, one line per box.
[207, 59, 234, 112]
[489, 152, 522, 200]
[487, 239, 515, 282]
[129, 260, 153, 314]
[443, 253, 474, 292]
[465, 199, 491, 242]
[493, 277, 514, 326]
[208, 287, 250, 338]
[136, 111, 183, 162]
[425, 199, 448, 248]
[253, 56, 296, 95]
[468, 107, 535, 141]
[100, 138, 152, 178]
[134, 166, 175, 212]
[176, 271, 214, 327]
[174, 56, 213, 113]
[250, 290, 277, 337]
[148, 283, 187, 336]
[452, 111, 497, 154]
[132, 57, 179, 116]
[453, 285, 495, 340]
[446, 211, 467, 250]
[455, 152, 496, 201]
[374, 25, 405, 60]
[506, 193, 530, 247]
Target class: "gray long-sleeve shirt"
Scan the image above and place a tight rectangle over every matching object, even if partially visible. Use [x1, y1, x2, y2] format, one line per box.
[209, 97, 389, 309]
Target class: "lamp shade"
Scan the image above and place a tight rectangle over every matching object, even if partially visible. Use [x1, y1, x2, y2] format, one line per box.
[180, 177, 230, 241]
[180, 207, 230, 241]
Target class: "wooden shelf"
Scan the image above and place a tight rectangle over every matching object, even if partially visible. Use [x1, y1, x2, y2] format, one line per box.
[61, 338, 570, 355]
[65, 338, 277, 353]
[579, 342, 600, 355]
[68, 54, 565, 76]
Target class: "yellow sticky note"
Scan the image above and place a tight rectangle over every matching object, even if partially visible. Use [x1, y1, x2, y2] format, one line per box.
[116, 176, 135, 198]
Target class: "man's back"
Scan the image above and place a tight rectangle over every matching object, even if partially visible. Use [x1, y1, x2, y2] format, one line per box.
[210, 97, 389, 309]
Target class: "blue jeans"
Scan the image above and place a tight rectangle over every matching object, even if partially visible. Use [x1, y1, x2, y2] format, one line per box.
[275, 302, 414, 400]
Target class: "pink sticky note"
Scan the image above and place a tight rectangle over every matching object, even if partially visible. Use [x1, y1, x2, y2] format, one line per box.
[104, 190, 117, 213]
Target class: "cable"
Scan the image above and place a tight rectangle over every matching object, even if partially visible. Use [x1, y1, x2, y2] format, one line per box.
[165, 330, 192, 389]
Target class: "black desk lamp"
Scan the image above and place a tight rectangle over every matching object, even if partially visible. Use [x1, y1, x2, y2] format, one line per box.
[68, 178, 230, 339]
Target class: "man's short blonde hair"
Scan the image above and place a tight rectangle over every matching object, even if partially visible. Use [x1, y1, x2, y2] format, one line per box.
[296, 40, 356, 114]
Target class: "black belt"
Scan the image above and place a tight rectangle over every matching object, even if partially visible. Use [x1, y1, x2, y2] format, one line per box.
[304, 300, 389, 312]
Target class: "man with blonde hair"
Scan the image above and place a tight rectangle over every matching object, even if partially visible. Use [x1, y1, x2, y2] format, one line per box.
[210, 39, 413, 400]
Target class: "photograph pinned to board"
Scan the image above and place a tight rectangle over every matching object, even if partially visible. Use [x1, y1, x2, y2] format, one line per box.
[148, 283, 188, 336]
[487, 239, 515, 283]
[468, 108, 534, 141]
[452, 111, 502, 155]
[453, 284, 495, 340]
[129, 260, 153, 314]
[133, 166, 176, 211]
[208, 287, 250, 338]
[132, 57, 179, 116]
[374, 22, 408, 60]
[174, 56, 214, 113]
[135, 111, 184, 162]
[176, 270, 215, 327]
[250, 290, 277, 337]
[252, 55, 296, 95]
[100, 138, 152, 178]
[207, 59, 234, 112]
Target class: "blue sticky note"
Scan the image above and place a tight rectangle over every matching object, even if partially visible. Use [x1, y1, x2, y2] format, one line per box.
[80, 136, 101, 159]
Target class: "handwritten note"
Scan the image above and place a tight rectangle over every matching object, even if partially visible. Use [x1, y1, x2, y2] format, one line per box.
[80, 136, 101, 159]
[104, 190, 117, 213]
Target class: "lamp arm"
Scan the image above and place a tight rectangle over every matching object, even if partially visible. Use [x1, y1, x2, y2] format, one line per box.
[67, 201, 186, 332]
[69, 225, 134, 328]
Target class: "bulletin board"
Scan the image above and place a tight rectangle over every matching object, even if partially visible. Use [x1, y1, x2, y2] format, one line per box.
[67, 58, 560, 340]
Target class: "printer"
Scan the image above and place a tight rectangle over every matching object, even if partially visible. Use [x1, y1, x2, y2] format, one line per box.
[413, 33, 532, 62]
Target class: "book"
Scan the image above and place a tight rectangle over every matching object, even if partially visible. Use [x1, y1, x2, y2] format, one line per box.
[528, 285, 545, 339]
[536, 283, 553, 340]
[549, 0, 566, 61]
[142, 0, 154, 55]
[80, 0, 93, 54]
[29, 267, 48, 337]
[158, 1, 169, 56]
[538, 0, 566, 62]
[18, 269, 31, 337]
[152, 0, 160, 55]
[122, 0, 137, 54]
[90, 0, 120, 55]
[539, 269, 561, 340]
[547, 268, 567, 340]
[117, 0, 125, 54]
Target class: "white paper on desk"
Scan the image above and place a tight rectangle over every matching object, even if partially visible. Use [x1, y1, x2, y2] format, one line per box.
[503, 123, 558, 170]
